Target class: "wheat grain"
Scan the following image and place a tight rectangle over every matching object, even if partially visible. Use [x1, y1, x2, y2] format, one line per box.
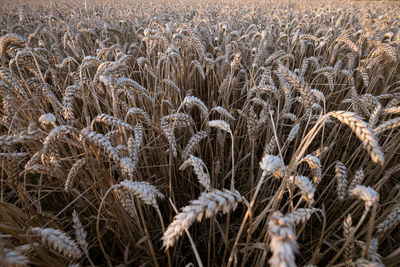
[351, 185, 379, 211]
[117, 180, 164, 208]
[268, 211, 298, 267]
[1, 247, 29, 266]
[207, 120, 232, 135]
[328, 111, 384, 164]
[348, 169, 365, 194]
[335, 161, 348, 202]
[260, 154, 285, 178]
[181, 96, 209, 118]
[301, 155, 322, 185]
[93, 113, 135, 131]
[285, 208, 319, 225]
[162, 188, 241, 248]
[288, 175, 315, 204]
[180, 155, 211, 190]
[343, 214, 355, 263]
[374, 117, 400, 135]
[210, 106, 235, 121]
[65, 158, 86, 192]
[182, 131, 208, 160]
[30, 227, 82, 259]
[376, 202, 400, 233]
[72, 210, 88, 253]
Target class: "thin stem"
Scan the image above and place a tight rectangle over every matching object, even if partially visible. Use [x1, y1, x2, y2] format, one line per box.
[364, 201, 377, 259]
[227, 172, 266, 267]
[156, 208, 172, 267]
[96, 185, 118, 267]
[329, 207, 370, 265]
[169, 198, 204, 267]
[136, 198, 159, 267]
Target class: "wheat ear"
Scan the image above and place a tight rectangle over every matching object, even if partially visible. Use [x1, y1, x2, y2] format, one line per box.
[328, 111, 384, 165]
[117, 180, 164, 208]
[180, 155, 211, 190]
[376, 202, 400, 233]
[335, 161, 348, 202]
[268, 212, 298, 267]
[30, 227, 82, 259]
[162, 188, 241, 248]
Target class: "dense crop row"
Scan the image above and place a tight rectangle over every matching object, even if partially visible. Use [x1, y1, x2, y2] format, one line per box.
[0, 0, 400, 266]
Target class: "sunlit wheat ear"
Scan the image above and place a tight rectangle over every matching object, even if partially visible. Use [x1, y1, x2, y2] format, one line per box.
[1, 247, 29, 266]
[126, 107, 152, 125]
[247, 105, 258, 140]
[0, 122, 40, 146]
[343, 214, 355, 262]
[259, 154, 285, 178]
[72, 210, 88, 253]
[81, 130, 120, 162]
[268, 212, 298, 267]
[356, 238, 382, 264]
[384, 106, 400, 115]
[93, 113, 135, 131]
[368, 103, 381, 128]
[115, 77, 151, 99]
[351, 185, 379, 211]
[335, 161, 348, 202]
[287, 123, 300, 143]
[0, 67, 26, 97]
[56, 56, 78, 69]
[39, 113, 57, 128]
[265, 50, 286, 65]
[285, 208, 320, 225]
[180, 96, 208, 119]
[374, 117, 400, 135]
[301, 155, 322, 185]
[161, 122, 177, 157]
[278, 65, 314, 109]
[191, 60, 205, 80]
[115, 188, 140, 223]
[210, 106, 236, 121]
[127, 137, 138, 162]
[65, 158, 86, 192]
[182, 130, 208, 160]
[161, 113, 195, 129]
[116, 180, 164, 208]
[354, 258, 384, 267]
[62, 85, 79, 121]
[0, 33, 26, 59]
[328, 111, 384, 165]
[162, 188, 241, 249]
[348, 168, 365, 194]
[288, 175, 315, 204]
[180, 155, 211, 190]
[41, 126, 75, 162]
[207, 120, 232, 135]
[30, 227, 82, 259]
[376, 202, 400, 233]
[119, 157, 136, 178]
[263, 136, 277, 155]
[161, 79, 181, 94]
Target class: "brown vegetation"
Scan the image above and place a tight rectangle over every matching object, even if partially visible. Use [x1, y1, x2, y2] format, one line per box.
[1, 0, 400, 266]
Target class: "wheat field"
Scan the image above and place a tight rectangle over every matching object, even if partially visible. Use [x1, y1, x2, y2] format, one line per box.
[0, 0, 400, 266]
